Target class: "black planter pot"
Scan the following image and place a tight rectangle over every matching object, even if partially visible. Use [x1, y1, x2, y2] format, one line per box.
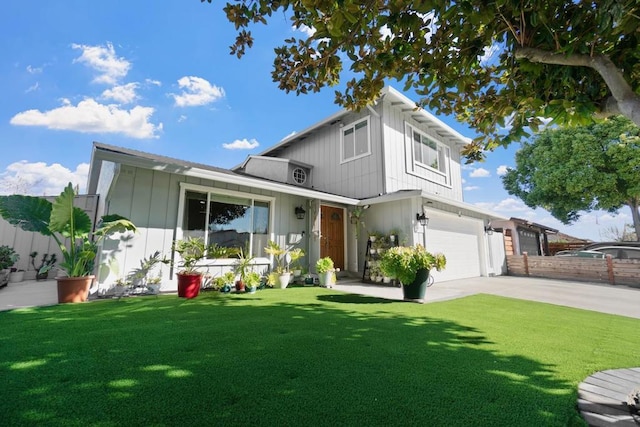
[36, 272, 49, 281]
[402, 268, 430, 303]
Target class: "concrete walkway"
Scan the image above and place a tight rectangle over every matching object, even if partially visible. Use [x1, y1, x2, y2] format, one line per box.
[1, 275, 640, 319]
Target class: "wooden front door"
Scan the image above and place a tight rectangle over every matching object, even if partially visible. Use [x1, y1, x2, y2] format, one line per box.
[320, 205, 345, 270]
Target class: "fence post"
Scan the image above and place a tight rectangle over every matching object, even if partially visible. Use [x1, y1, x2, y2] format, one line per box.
[606, 254, 615, 285]
[523, 252, 529, 276]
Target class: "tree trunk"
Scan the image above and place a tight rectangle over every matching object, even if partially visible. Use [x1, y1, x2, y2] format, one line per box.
[628, 199, 640, 241]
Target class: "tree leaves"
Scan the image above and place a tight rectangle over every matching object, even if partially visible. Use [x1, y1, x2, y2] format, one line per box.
[204, 0, 640, 161]
[502, 116, 640, 238]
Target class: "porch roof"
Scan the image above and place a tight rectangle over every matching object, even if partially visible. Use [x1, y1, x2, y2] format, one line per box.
[88, 142, 359, 205]
[359, 189, 508, 220]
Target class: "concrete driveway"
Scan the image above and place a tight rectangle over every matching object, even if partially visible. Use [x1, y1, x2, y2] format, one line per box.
[333, 275, 640, 319]
[1, 275, 639, 319]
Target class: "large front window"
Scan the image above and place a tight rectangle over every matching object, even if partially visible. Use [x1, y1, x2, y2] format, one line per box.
[181, 188, 271, 258]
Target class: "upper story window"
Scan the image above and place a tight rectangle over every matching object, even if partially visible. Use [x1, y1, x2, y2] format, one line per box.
[179, 185, 273, 259]
[405, 123, 451, 184]
[341, 117, 371, 163]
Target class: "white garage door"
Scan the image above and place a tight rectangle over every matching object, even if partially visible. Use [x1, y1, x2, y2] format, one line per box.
[422, 212, 482, 282]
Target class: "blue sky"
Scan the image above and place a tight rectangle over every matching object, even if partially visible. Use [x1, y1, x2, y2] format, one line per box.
[1, 1, 631, 241]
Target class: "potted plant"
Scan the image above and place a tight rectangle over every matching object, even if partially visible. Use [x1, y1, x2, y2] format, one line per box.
[0, 245, 18, 287]
[233, 250, 254, 292]
[0, 183, 136, 303]
[30, 252, 57, 280]
[315, 256, 335, 288]
[379, 245, 446, 303]
[244, 271, 261, 294]
[264, 241, 305, 289]
[349, 206, 366, 239]
[216, 271, 236, 293]
[8, 253, 24, 283]
[172, 237, 206, 298]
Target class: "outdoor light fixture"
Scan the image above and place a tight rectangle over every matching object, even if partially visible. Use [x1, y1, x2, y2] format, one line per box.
[416, 212, 429, 227]
[485, 222, 494, 235]
[295, 206, 306, 220]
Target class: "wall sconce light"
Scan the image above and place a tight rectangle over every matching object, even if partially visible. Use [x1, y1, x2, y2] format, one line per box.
[484, 227, 494, 235]
[416, 212, 429, 227]
[295, 206, 306, 220]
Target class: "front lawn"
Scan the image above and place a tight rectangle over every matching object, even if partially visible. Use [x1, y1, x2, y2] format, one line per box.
[1, 287, 638, 426]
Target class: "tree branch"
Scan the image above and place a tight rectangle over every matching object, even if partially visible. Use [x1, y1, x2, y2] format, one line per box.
[515, 47, 640, 125]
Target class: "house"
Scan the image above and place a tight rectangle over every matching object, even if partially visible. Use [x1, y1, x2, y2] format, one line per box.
[490, 217, 558, 256]
[86, 86, 507, 292]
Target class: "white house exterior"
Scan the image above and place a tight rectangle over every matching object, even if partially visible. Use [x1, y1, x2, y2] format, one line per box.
[86, 86, 506, 292]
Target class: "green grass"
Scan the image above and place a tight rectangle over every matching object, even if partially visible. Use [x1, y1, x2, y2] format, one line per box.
[1, 287, 639, 426]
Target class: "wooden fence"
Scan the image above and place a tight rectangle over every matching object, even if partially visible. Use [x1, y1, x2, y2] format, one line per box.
[506, 253, 640, 287]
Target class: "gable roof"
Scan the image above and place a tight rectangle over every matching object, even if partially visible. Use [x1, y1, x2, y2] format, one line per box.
[88, 142, 359, 205]
[240, 86, 471, 164]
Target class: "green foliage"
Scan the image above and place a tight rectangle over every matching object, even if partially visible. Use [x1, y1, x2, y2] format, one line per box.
[264, 240, 305, 273]
[502, 116, 640, 239]
[244, 271, 261, 289]
[315, 256, 334, 273]
[172, 237, 206, 274]
[380, 245, 446, 284]
[0, 246, 18, 270]
[1, 290, 638, 425]
[0, 183, 136, 277]
[203, 0, 640, 161]
[29, 252, 57, 275]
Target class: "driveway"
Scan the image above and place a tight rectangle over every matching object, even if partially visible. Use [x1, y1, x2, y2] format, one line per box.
[333, 275, 640, 319]
[1, 276, 639, 319]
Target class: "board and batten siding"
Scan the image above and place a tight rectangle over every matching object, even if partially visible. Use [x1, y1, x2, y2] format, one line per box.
[381, 99, 464, 201]
[100, 165, 310, 287]
[273, 109, 385, 199]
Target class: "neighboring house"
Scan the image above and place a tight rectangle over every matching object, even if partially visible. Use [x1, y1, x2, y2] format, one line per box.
[84, 86, 506, 292]
[491, 217, 558, 256]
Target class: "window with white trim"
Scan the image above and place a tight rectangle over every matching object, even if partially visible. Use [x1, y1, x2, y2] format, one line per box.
[406, 123, 451, 182]
[292, 167, 307, 185]
[341, 117, 371, 162]
[181, 187, 272, 259]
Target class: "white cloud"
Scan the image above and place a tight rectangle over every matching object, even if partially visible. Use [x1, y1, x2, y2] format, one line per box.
[25, 82, 39, 93]
[178, 115, 187, 123]
[464, 186, 480, 191]
[475, 197, 531, 214]
[496, 165, 509, 176]
[223, 138, 259, 150]
[0, 161, 89, 196]
[10, 98, 162, 139]
[101, 83, 139, 104]
[294, 24, 316, 38]
[479, 42, 501, 66]
[72, 42, 130, 85]
[470, 167, 490, 178]
[145, 78, 161, 86]
[26, 65, 43, 74]
[171, 76, 225, 107]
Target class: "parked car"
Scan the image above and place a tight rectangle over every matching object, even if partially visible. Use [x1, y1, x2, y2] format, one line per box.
[555, 242, 640, 259]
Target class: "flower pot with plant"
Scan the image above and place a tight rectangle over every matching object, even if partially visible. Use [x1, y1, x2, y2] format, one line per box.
[244, 271, 261, 294]
[172, 237, 206, 298]
[0, 246, 19, 287]
[216, 271, 236, 293]
[264, 240, 305, 289]
[0, 183, 136, 303]
[233, 250, 254, 292]
[316, 256, 335, 288]
[30, 252, 57, 280]
[380, 245, 446, 303]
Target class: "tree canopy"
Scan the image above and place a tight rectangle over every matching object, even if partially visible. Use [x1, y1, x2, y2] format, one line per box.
[502, 116, 640, 240]
[203, 0, 640, 161]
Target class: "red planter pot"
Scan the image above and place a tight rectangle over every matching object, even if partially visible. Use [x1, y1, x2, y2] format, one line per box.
[177, 273, 202, 298]
[57, 276, 94, 303]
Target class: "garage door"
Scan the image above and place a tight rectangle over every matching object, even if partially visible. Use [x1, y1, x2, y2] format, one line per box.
[422, 212, 482, 282]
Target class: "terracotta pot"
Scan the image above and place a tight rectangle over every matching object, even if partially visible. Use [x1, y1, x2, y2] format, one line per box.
[235, 280, 245, 293]
[177, 273, 202, 298]
[57, 276, 94, 303]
